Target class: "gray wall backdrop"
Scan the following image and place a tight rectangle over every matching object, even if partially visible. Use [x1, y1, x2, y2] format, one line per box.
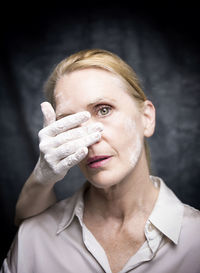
[1, 3, 200, 266]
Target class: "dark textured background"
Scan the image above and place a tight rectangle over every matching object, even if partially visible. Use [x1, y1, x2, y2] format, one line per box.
[0, 2, 200, 266]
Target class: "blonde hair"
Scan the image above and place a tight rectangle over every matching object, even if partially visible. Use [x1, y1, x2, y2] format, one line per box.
[44, 49, 151, 169]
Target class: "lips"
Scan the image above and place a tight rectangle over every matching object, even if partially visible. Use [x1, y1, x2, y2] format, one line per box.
[87, 155, 112, 168]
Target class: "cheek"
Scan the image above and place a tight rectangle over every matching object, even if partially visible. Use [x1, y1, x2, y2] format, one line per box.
[127, 134, 142, 167]
[103, 114, 138, 142]
[120, 116, 142, 166]
[123, 116, 136, 134]
[103, 115, 138, 146]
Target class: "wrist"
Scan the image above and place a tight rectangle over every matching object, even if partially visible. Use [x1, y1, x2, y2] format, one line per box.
[32, 160, 55, 186]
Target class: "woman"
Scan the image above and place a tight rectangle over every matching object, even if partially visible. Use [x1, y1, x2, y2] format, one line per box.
[2, 49, 200, 273]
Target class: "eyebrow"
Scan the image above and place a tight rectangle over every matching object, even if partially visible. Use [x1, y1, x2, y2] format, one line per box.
[87, 97, 116, 107]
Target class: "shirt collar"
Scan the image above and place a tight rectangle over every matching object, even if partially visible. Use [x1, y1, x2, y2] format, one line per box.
[57, 176, 184, 245]
[56, 182, 89, 234]
[148, 176, 184, 245]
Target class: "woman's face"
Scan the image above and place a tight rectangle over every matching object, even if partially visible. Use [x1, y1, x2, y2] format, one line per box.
[54, 68, 148, 189]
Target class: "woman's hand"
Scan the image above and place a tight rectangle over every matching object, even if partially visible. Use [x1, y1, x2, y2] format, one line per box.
[15, 102, 103, 224]
[33, 102, 103, 185]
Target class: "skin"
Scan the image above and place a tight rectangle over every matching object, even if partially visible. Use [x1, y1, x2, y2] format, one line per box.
[55, 68, 158, 273]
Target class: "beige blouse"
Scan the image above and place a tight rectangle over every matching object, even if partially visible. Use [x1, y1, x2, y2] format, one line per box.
[1, 176, 200, 273]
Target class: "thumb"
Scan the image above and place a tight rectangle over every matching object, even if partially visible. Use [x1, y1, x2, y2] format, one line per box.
[40, 101, 56, 127]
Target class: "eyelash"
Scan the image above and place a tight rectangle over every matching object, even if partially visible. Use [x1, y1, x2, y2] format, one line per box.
[95, 104, 112, 117]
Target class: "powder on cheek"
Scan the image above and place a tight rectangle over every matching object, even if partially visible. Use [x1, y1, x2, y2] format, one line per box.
[123, 117, 136, 135]
[128, 134, 142, 167]
[123, 117, 142, 167]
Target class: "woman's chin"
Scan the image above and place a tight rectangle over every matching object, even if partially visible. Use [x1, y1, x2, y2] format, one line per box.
[87, 174, 121, 189]
[89, 180, 116, 189]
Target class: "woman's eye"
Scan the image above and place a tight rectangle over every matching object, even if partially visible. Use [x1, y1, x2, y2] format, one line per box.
[97, 106, 112, 117]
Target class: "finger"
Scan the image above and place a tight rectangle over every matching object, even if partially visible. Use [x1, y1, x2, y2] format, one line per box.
[56, 147, 88, 172]
[54, 132, 102, 160]
[52, 122, 104, 147]
[40, 111, 91, 137]
[41, 102, 56, 127]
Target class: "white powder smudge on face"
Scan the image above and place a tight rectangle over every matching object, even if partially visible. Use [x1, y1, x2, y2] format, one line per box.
[55, 92, 64, 99]
[123, 117, 136, 135]
[123, 117, 142, 168]
[55, 100, 72, 117]
[128, 134, 142, 167]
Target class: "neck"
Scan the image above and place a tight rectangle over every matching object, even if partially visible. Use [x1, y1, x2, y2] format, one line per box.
[84, 153, 158, 223]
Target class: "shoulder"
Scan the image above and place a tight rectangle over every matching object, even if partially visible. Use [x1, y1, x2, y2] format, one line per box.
[183, 203, 200, 225]
[18, 193, 76, 236]
[179, 204, 200, 249]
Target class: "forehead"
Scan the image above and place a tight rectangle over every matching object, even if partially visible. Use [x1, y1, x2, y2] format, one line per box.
[54, 68, 137, 113]
[55, 68, 124, 95]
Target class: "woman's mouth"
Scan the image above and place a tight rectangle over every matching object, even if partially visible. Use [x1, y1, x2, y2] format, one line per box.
[87, 155, 112, 168]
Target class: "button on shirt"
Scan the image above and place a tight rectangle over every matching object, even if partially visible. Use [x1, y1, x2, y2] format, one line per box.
[2, 176, 200, 273]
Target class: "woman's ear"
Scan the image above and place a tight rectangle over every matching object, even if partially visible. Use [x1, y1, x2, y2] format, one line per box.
[142, 100, 156, 138]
